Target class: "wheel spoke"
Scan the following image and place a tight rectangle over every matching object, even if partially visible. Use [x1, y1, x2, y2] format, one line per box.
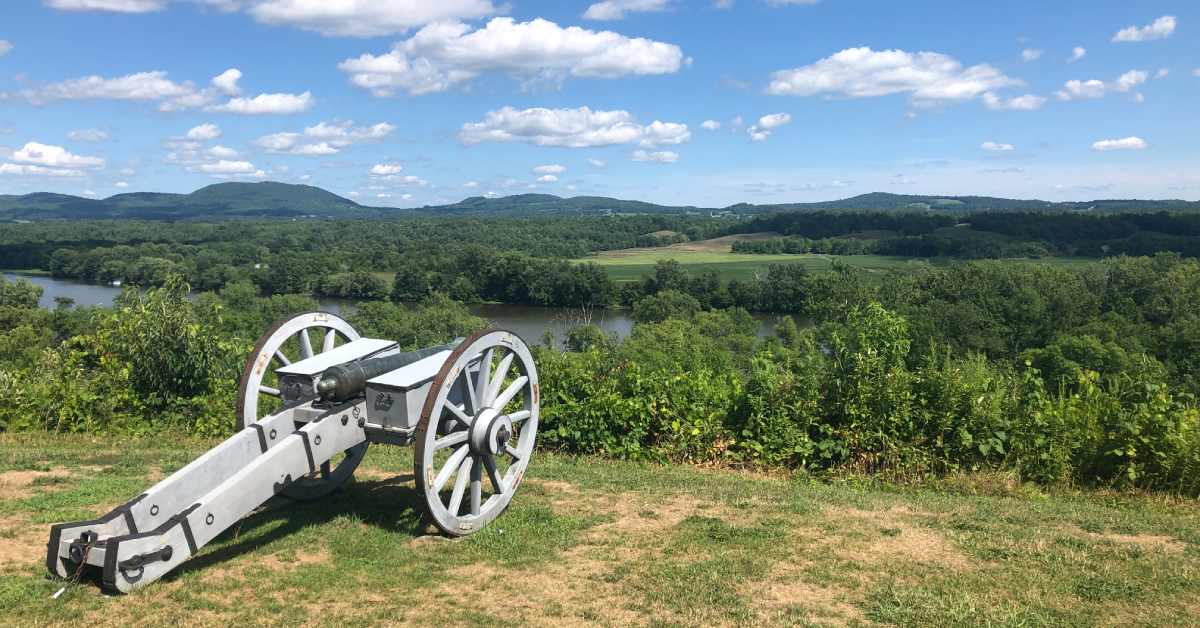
[432, 445, 470, 493]
[446, 403, 473, 428]
[273, 350, 291, 366]
[494, 376, 528, 411]
[298, 330, 314, 359]
[462, 369, 477, 414]
[319, 461, 330, 481]
[322, 328, 336, 353]
[260, 385, 281, 397]
[475, 348, 493, 409]
[508, 410, 531, 423]
[485, 352, 515, 405]
[483, 454, 506, 495]
[434, 430, 468, 451]
[470, 461, 482, 516]
[502, 443, 523, 461]
[448, 456, 473, 516]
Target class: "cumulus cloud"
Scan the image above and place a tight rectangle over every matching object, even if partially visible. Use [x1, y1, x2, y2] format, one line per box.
[114, 181, 130, 188]
[196, 159, 258, 174]
[747, 112, 791, 141]
[700, 119, 721, 130]
[1194, 69, 1200, 77]
[207, 91, 313, 114]
[10, 142, 104, 168]
[0, 163, 85, 177]
[255, 120, 394, 155]
[982, 92, 1045, 111]
[981, 141, 1014, 151]
[631, 149, 678, 163]
[460, 106, 689, 148]
[463, 181, 479, 188]
[1021, 49, 1042, 62]
[1068, 47, 1086, 63]
[583, 0, 671, 20]
[588, 158, 606, 168]
[339, 18, 685, 96]
[186, 123, 222, 140]
[247, 0, 497, 38]
[207, 145, 238, 159]
[537, 174, 559, 182]
[533, 164, 566, 174]
[68, 128, 109, 142]
[767, 47, 1020, 107]
[1155, 68, 1169, 79]
[1056, 70, 1146, 100]
[1112, 16, 1176, 42]
[16, 71, 193, 105]
[44, 0, 165, 11]
[211, 68, 242, 95]
[1092, 136, 1147, 151]
[0, 40, 11, 57]
[370, 163, 404, 176]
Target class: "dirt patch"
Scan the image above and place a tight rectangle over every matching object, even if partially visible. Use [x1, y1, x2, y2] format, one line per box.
[1085, 531, 1186, 554]
[672, 232, 781, 253]
[750, 552, 868, 627]
[826, 505, 971, 571]
[0, 515, 44, 569]
[0, 467, 71, 499]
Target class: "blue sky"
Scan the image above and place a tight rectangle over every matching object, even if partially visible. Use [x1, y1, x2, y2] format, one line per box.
[0, 0, 1196, 207]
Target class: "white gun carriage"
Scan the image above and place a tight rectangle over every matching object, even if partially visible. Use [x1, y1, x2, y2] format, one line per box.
[45, 312, 539, 593]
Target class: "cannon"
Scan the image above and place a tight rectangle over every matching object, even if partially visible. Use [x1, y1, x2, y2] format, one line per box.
[45, 312, 539, 593]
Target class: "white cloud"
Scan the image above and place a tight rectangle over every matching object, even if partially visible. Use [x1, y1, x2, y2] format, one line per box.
[982, 92, 1046, 111]
[981, 141, 1014, 151]
[1194, 69, 1200, 77]
[0, 40, 11, 57]
[1055, 70, 1146, 101]
[537, 174, 559, 182]
[44, 0, 165, 11]
[1133, 93, 1145, 104]
[583, 0, 671, 21]
[17, 71, 193, 105]
[207, 91, 313, 114]
[747, 112, 791, 141]
[1092, 136, 1147, 151]
[247, 0, 497, 38]
[1155, 68, 1169, 79]
[700, 119, 721, 130]
[212, 68, 242, 95]
[68, 128, 109, 142]
[186, 123, 222, 140]
[0, 163, 84, 177]
[377, 193, 392, 199]
[10, 142, 104, 168]
[370, 163, 404, 176]
[631, 149, 678, 163]
[197, 160, 258, 174]
[588, 158, 606, 168]
[1112, 16, 1176, 43]
[767, 47, 1020, 107]
[339, 17, 685, 96]
[207, 145, 239, 159]
[1021, 49, 1042, 62]
[114, 181, 130, 188]
[460, 106, 689, 148]
[401, 193, 414, 201]
[463, 181, 479, 188]
[533, 164, 566, 174]
[1068, 47, 1086, 63]
[255, 120, 393, 156]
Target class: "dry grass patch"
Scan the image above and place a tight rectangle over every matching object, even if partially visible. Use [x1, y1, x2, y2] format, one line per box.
[0, 514, 45, 570]
[826, 505, 972, 571]
[1083, 530, 1186, 555]
[0, 467, 71, 500]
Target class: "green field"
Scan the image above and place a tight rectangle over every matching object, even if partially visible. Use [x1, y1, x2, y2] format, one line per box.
[2, 434, 1198, 626]
[574, 246, 1096, 283]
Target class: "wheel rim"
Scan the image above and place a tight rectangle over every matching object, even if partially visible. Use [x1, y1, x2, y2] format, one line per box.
[236, 311, 367, 500]
[415, 329, 539, 536]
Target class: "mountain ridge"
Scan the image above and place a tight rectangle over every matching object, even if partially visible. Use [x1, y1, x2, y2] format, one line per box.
[1, 181, 1197, 221]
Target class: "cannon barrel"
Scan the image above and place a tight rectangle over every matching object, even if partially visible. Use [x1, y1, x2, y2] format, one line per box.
[316, 338, 463, 402]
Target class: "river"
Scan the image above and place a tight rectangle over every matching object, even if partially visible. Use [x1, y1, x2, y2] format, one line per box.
[3, 272, 780, 340]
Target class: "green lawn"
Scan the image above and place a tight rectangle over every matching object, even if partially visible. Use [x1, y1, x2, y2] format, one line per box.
[574, 248, 1097, 283]
[1, 434, 1198, 626]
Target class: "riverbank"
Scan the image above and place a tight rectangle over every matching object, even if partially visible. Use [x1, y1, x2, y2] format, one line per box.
[0, 433, 1197, 625]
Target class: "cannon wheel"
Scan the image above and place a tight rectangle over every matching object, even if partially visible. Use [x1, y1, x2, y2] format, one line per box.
[415, 329, 540, 536]
[237, 311, 368, 501]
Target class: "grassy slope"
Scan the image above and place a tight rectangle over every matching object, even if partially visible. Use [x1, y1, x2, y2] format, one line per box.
[574, 235, 1095, 283]
[1, 434, 1197, 627]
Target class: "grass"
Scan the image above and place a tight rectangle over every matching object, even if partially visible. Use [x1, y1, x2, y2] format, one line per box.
[1, 433, 1198, 626]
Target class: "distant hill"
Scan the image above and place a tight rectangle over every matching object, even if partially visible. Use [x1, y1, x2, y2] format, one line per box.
[1, 183, 1197, 221]
[0, 182, 367, 220]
